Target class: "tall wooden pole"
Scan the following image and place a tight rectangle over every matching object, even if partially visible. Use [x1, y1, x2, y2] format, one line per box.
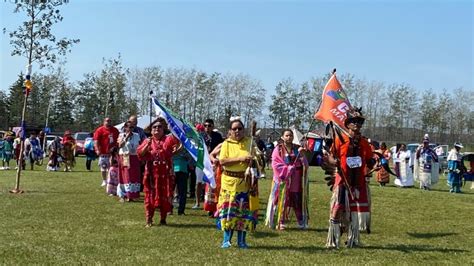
[10, 3, 36, 194]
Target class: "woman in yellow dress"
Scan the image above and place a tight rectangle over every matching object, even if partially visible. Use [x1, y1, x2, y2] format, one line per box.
[216, 117, 257, 249]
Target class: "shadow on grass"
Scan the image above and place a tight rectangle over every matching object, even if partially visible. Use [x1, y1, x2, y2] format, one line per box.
[252, 231, 280, 238]
[286, 227, 327, 233]
[363, 244, 467, 253]
[252, 244, 326, 252]
[406, 232, 457, 238]
[166, 223, 216, 229]
[21, 190, 81, 194]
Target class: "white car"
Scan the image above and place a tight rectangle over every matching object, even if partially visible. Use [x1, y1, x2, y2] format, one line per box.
[45, 135, 62, 150]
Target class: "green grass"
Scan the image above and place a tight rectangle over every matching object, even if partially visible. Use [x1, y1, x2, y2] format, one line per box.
[1, 157, 473, 264]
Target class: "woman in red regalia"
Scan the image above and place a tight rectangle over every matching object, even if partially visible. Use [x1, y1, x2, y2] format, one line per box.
[138, 117, 180, 227]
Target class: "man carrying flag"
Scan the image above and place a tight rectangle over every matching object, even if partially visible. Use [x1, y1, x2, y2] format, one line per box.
[316, 70, 375, 248]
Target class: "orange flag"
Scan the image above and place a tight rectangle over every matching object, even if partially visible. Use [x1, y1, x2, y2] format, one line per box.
[313, 73, 352, 131]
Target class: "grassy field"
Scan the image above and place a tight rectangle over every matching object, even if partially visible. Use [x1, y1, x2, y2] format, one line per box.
[0, 157, 473, 264]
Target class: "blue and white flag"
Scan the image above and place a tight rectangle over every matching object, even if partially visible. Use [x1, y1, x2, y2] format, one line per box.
[152, 97, 216, 188]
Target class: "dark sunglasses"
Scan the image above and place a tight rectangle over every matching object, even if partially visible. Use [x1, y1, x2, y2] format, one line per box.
[204, 124, 213, 127]
[348, 119, 364, 125]
[152, 125, 163, 129]
[231, 127, 243, 132]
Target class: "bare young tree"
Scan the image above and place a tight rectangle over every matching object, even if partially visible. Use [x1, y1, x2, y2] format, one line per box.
[3, 0, 79, 193]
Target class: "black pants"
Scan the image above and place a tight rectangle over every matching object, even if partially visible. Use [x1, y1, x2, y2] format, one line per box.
[86, 159, 92, 170]
[188, 170, 196, 198]
[175, 171, 188, 214]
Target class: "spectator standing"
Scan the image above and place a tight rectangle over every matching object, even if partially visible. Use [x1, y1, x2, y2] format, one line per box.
[193, 119, 224, 209]
[172, 147, 189, 215]
[93, 117, 120, 187]
[84, 133, 96, 171]
[117, 121, 141, 202]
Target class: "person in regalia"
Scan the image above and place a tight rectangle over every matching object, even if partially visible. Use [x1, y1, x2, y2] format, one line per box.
[322, 107, 375, 248]
[414, 135, 439, 191]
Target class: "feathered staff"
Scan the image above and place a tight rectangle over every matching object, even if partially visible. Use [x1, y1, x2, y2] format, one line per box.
[245, 120, 261, 194]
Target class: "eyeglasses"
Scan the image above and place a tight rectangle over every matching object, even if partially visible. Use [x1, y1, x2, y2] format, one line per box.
[231, 127, 243, 132]
[204, 124, 213, 128]
[152, 125, 163, 129]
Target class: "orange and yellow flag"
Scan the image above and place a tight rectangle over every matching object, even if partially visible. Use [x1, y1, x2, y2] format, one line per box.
[313, 73, 352, 131]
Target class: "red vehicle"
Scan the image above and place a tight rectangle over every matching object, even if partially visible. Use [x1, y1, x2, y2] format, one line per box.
[73, 132, 90, 156]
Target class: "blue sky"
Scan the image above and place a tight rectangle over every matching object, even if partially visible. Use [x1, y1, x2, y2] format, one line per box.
[1, 0, 472, 97]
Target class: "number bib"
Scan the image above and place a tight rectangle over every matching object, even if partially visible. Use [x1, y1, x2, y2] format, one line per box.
[346, 156, 362, 168]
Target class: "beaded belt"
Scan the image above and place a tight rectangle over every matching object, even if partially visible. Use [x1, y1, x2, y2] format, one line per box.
[153, 160, 167, 166]
[223, 170, 246, 178]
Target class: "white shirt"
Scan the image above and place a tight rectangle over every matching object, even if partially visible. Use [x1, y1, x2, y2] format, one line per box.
[118, 132, 140, 155]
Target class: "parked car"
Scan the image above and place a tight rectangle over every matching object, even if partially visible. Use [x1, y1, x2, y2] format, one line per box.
[73, 132, 90, 156]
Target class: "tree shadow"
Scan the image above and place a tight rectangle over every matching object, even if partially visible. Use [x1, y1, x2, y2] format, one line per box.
[166, 223, 216, 229]
[362, 244, 467, 253]
[19, 190, 81, 194]
[251, 231, 280, 238]
[286, 227, 327, 233]
[406, 232, 457, 238]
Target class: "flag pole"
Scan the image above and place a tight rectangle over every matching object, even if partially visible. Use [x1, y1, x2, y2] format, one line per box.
[314, 68, 355, 199]
[149, 90, 153, 126]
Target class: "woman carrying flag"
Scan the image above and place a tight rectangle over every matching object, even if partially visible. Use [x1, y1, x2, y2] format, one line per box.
[138, 118, 180, 227]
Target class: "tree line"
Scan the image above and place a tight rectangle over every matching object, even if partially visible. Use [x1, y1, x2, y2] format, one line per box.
[268, 73, 473, 145]
[0, 56, 266, 134]
[0, 56, 472, 146]
[2, 1, 472, 146]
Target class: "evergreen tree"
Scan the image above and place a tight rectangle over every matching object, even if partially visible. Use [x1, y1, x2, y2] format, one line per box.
[49, 82, 74, 131]
[0, 90, 8, 129]
[6, 74, 25, 128]
[74, 73, 101, 131]
[95, 55, 128, 123]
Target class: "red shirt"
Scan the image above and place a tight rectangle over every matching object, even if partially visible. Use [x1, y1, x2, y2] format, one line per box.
[93, 125, 119, 155]
[332, 134, 373, 187]
[62, 135, 76, 145]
